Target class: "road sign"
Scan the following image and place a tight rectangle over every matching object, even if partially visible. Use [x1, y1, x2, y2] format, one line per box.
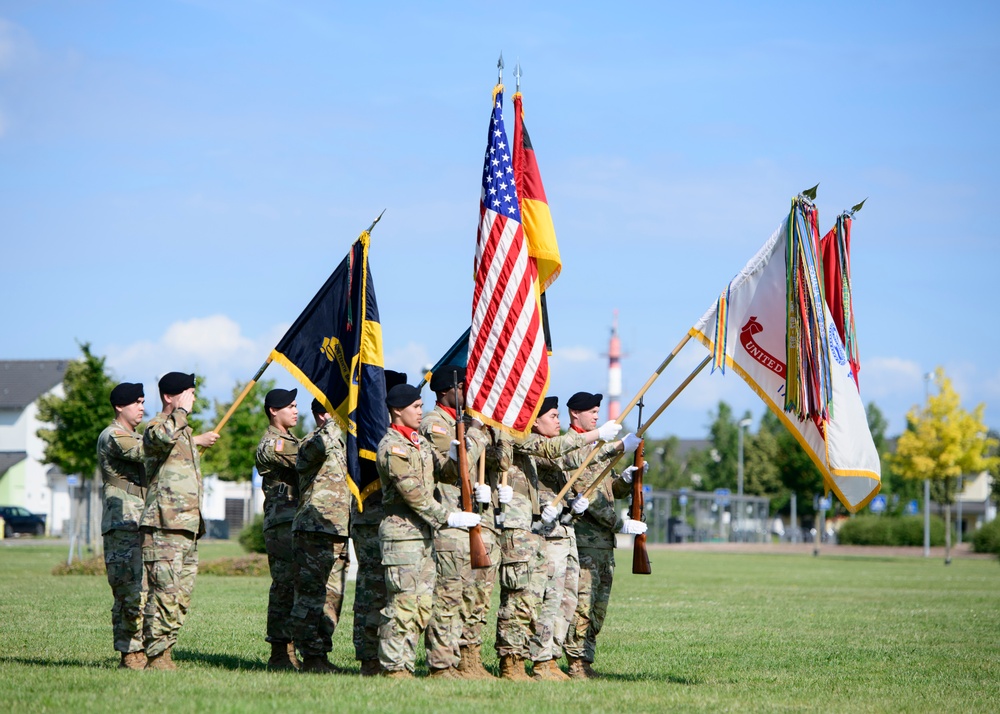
[714, 488, 730, 506]
[905, 499, 919, 515]
[643, 485, 652, 495]
[818, 497, 832, 510]
[679, 494, 688, 506]
[66, 475, 80, 487]
[869, 495, 887, 514]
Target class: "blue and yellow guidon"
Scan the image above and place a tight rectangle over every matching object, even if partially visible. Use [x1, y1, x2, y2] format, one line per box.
[270, 232, 387, 510]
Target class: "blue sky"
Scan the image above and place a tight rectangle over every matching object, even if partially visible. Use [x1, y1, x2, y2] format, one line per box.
[2, 1, 998, 438]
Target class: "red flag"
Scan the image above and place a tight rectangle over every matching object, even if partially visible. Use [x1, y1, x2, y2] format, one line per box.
[819, 212, 860, 387]
[466, 86, 549, 436]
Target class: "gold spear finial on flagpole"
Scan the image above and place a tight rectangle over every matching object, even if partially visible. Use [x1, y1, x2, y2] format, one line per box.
[366, 209, 386, 235]
[514, 59, 521, 93]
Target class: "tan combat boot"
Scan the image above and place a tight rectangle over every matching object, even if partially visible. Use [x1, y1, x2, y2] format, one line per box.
[300, 654, 336, 674]
[566, 656, 587, 680]
[532, 659, 569, 682]
[145, 647, 177, 671]
[499, 654, 532, 682]
[381, 667, 414, 679]
[581, 660, 601, 679]
[429, 666, 463, 679]
[457, 645, 493, 680]
[119, 651, 147, 670]
[359, 659, 381, 677]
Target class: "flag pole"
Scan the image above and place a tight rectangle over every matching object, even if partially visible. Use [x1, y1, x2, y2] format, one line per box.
[208, 211, 387, 437]
[209, 357, 272, 435]
[578, 354, 711, 502]
[544, 333, 693, 508]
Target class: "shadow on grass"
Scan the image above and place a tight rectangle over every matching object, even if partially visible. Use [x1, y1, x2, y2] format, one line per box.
[597, 672, 703, 684]
[0, 656, 109, 669]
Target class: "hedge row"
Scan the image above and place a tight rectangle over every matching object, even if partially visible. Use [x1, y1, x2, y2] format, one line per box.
[837, 515, 946, 546]
[971, 518, 1000, 557]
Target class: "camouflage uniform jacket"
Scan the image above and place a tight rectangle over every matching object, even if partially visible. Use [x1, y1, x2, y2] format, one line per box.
[293, 419, 350, 537]
[573, 444, 631, 549]
[493, 431, 589, 532]
[97, 419, 146, 534]
[537, 439, 623, 539]
[419, 406, 490, 511]
[140, 408, 204, 536]
[376, 426, 450, 541]
[256, 425, 300, 532]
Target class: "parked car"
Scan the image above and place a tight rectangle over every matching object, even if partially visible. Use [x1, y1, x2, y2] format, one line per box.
[0, 506, 47, 537]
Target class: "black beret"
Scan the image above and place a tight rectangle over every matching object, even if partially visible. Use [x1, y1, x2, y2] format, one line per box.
[386, 383, 422, 409]
[567, 391, 602, 411]
[158, 372, 195, 396]
[110, 382, 144, 407]
[384, 370, 408, 391]
[264, 388, 297, 411]
[539, 396, 558, 415]
[311, 398, 327, 416]
[430, 365, 465, 393]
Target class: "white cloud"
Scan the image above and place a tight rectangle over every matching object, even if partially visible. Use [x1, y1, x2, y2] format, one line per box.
[860, 356, 924, 400]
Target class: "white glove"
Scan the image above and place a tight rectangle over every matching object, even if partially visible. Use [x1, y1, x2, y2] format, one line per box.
[570, 496, 589, 514]
[621, 433, 642, 454]
[541, 504, 561, 524]
[447, 512, 482, 529]
[448, 440, 459, 461]
[619, 518, 648, 535]
[597, 421, 622, 442]
[474, 483, 491, 504]
[620, 462, 649, 484]
[498, 484, 514, 504]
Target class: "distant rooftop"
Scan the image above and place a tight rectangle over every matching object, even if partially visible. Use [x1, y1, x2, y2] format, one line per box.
[0, 451, 28, 477]
[0, 360, 70, 409]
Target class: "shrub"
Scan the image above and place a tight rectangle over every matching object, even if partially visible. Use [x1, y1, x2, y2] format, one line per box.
[199, 554, 269, 576]
[971, 518, 1000, 557]
[52, 555, 105, 576]
[837, 515, 945, 547]
[238, 513, 266, 554]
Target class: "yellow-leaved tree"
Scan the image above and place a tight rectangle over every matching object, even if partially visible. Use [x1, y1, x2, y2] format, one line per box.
[892, 367, 999, 563]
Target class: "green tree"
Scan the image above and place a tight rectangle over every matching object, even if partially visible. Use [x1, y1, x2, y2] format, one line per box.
[702, 401, 740, 492]
[759, 409, 824, 503]
[36, 343, 115, 482]
[891, 367, 999, 563]
[744, 426, 782, 498]
[642, 436, 688, 490]
[202, 378, 276, 481]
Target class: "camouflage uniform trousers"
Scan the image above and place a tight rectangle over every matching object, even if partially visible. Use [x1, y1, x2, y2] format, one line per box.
[495, 527, 546, 658]
[290, 531, 350, 657]
[564, 546, 614, 662]
[142, 528, 198, 658]
[351, 524, 386, 662]
[529, 530, 579, 663]
[263, 522, 296, 644]
[378, 536, 436, 673]
[425, 526, 499, 669]
[104, 528, 147, 654]
[461, 526, 499, 648]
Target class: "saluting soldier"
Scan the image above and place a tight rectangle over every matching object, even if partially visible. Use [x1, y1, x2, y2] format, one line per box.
[420, 366, 492, 679]
[490, 408, 623, 681]
[559, 391, 647, 679]
[351, 369, 407, 676]
[376, 383, 480, 678]
[97, 382, 148, 670]
[291, 398, 352, 674]
[140, 372, 219, 670]
[255, 387, 301, 671]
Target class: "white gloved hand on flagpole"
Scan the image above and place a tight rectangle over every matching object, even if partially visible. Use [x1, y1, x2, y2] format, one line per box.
[619, 518, 647, 535]
[597, 421, 622, 442]
[447, 512, 482, 529]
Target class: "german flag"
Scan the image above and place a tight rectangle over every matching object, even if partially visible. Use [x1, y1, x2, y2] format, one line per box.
[512, 91, 562, 293]
[270, 232, 387, 509]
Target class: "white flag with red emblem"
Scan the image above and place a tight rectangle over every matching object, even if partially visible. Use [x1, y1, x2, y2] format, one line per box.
[689, 214, 881, 512]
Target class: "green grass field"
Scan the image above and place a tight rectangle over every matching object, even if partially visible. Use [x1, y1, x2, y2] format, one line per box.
[1, 543, 998, 713]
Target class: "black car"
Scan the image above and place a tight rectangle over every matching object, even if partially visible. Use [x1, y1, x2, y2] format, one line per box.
[0, 506, 47, 537]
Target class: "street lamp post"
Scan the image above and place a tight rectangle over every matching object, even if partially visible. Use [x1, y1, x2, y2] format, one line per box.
[737, 417, 752, 539]
[923, 371, 935, 558]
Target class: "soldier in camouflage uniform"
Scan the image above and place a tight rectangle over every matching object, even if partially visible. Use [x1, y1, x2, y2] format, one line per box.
[419, 367, 492, 679]
[97, 382, 148, 670]
[490, 411, 623, 681]
[376, 384, 480, 678]
[351, 369, 406, 677]
[290, 398, 352, 674]
[560, 391, 646, 679]
[255, 387, 301, 671]
[140, 372, 219, 670]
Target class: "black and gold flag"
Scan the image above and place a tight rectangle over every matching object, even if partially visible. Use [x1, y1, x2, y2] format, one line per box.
[270, 232, 386, 508]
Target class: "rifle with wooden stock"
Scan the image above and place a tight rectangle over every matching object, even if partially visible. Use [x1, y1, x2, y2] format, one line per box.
[629, 408, 651, 575]
[455, 372, 491, 570]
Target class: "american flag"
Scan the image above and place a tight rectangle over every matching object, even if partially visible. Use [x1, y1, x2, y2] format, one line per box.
[465, 87, 549, 435]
